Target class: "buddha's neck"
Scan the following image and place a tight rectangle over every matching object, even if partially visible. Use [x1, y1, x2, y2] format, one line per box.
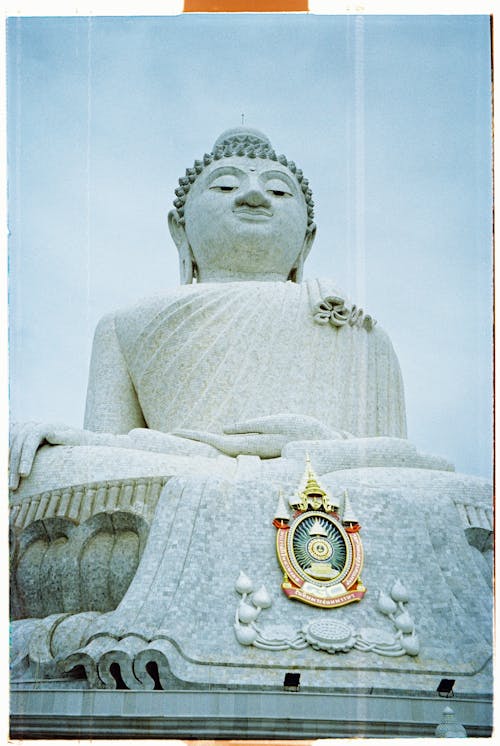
[197, 270, 290, 283]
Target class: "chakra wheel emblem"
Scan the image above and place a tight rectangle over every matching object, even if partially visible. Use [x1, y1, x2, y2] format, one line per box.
[273, 456, 366, 608]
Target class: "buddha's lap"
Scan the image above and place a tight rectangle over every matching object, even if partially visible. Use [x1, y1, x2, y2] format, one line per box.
[10, 442, 491, 620]
[10, 441, 491, 549]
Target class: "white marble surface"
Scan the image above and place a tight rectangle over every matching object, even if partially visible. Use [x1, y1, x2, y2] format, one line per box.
[9, 128, 492, 695]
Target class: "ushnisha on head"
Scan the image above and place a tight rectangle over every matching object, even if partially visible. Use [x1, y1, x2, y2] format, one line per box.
[168, 127, 317, 284]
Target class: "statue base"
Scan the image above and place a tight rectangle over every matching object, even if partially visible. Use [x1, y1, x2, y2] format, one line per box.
[10, 685, 493, 738]
[10, 445, 493, 737]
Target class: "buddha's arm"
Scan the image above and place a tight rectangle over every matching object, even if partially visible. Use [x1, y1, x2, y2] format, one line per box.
[84, 314, 221, 457]
[9, 313, 219, 490]
[84, 313, 146, 433]
[9, 315, 145, 489]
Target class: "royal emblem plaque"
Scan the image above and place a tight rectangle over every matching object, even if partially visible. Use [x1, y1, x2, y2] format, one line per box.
[273, 458, 366, 608]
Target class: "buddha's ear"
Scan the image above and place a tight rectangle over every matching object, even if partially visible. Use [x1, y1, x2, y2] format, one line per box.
[168, 209, 198, 284]
[287, 224, 317, 283]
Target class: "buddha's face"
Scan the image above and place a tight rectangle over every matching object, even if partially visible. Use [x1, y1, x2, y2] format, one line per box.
[174, 156, 314, 282]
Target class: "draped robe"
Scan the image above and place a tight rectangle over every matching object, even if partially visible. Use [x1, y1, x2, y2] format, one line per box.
[85, 280, 407, 439]
[10, 280, 492, 697]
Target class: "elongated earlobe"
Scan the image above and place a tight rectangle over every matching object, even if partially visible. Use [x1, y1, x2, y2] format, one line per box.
[180, 253, 199, 284]
[287, 225, 316, 283]
[179, 247, 198, 284]
[168, 209, 197, 285]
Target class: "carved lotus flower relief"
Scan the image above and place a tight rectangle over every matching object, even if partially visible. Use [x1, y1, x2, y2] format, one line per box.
[312, 295, 376, 331]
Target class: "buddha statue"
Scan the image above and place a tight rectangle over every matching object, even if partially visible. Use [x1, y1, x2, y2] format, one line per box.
[10, 127, 406, 483]
[9, 128, 492, 697]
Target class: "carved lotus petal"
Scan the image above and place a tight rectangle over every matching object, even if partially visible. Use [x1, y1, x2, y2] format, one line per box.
[234, 624, 258, 646]
[349, 305, 363, 325]
[321, 295, 343, 308]
[313, 311, 332, 325]
[394, 612, 414, 634]
[377, 590, 397, 615]
[330, 307, 351, 325]
[238, 601, 259, 624]
[235, 571, 254, 595]
[390, 578, 409, 603]
[252, 585, 272, 609]
[401, 632, 420, 656]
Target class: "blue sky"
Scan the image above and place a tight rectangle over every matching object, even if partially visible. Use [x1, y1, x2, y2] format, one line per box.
[7, 13, 493, 477]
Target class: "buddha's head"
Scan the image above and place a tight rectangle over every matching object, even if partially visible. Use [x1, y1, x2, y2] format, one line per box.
[168, 128, 316, 284]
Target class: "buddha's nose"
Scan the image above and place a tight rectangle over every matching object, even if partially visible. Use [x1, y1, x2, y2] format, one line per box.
[235, 186, 271, 209]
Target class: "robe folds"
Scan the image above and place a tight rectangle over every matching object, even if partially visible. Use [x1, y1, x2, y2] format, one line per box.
[87, 280, 407, 438]
[11, 281, 492, 696]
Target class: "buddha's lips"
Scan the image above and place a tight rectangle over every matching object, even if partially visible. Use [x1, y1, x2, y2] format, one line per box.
[233, 206, 273, 219]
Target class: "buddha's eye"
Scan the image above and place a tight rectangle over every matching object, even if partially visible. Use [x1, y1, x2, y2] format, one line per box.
[209, 175, 240, 192]
[265, 179, 293, 198]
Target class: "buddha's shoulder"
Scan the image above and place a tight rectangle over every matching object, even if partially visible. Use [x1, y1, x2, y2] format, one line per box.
[117, 286, 196, 316]
[101, 284, 228, 340]
[95, 280, 390, 343]
[106, 281, 291, 328]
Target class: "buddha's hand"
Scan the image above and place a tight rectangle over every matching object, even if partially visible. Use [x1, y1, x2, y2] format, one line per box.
[9, 423, 127, 490]
[173, 414, 352, 459]
[9, 423, 222, 490]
